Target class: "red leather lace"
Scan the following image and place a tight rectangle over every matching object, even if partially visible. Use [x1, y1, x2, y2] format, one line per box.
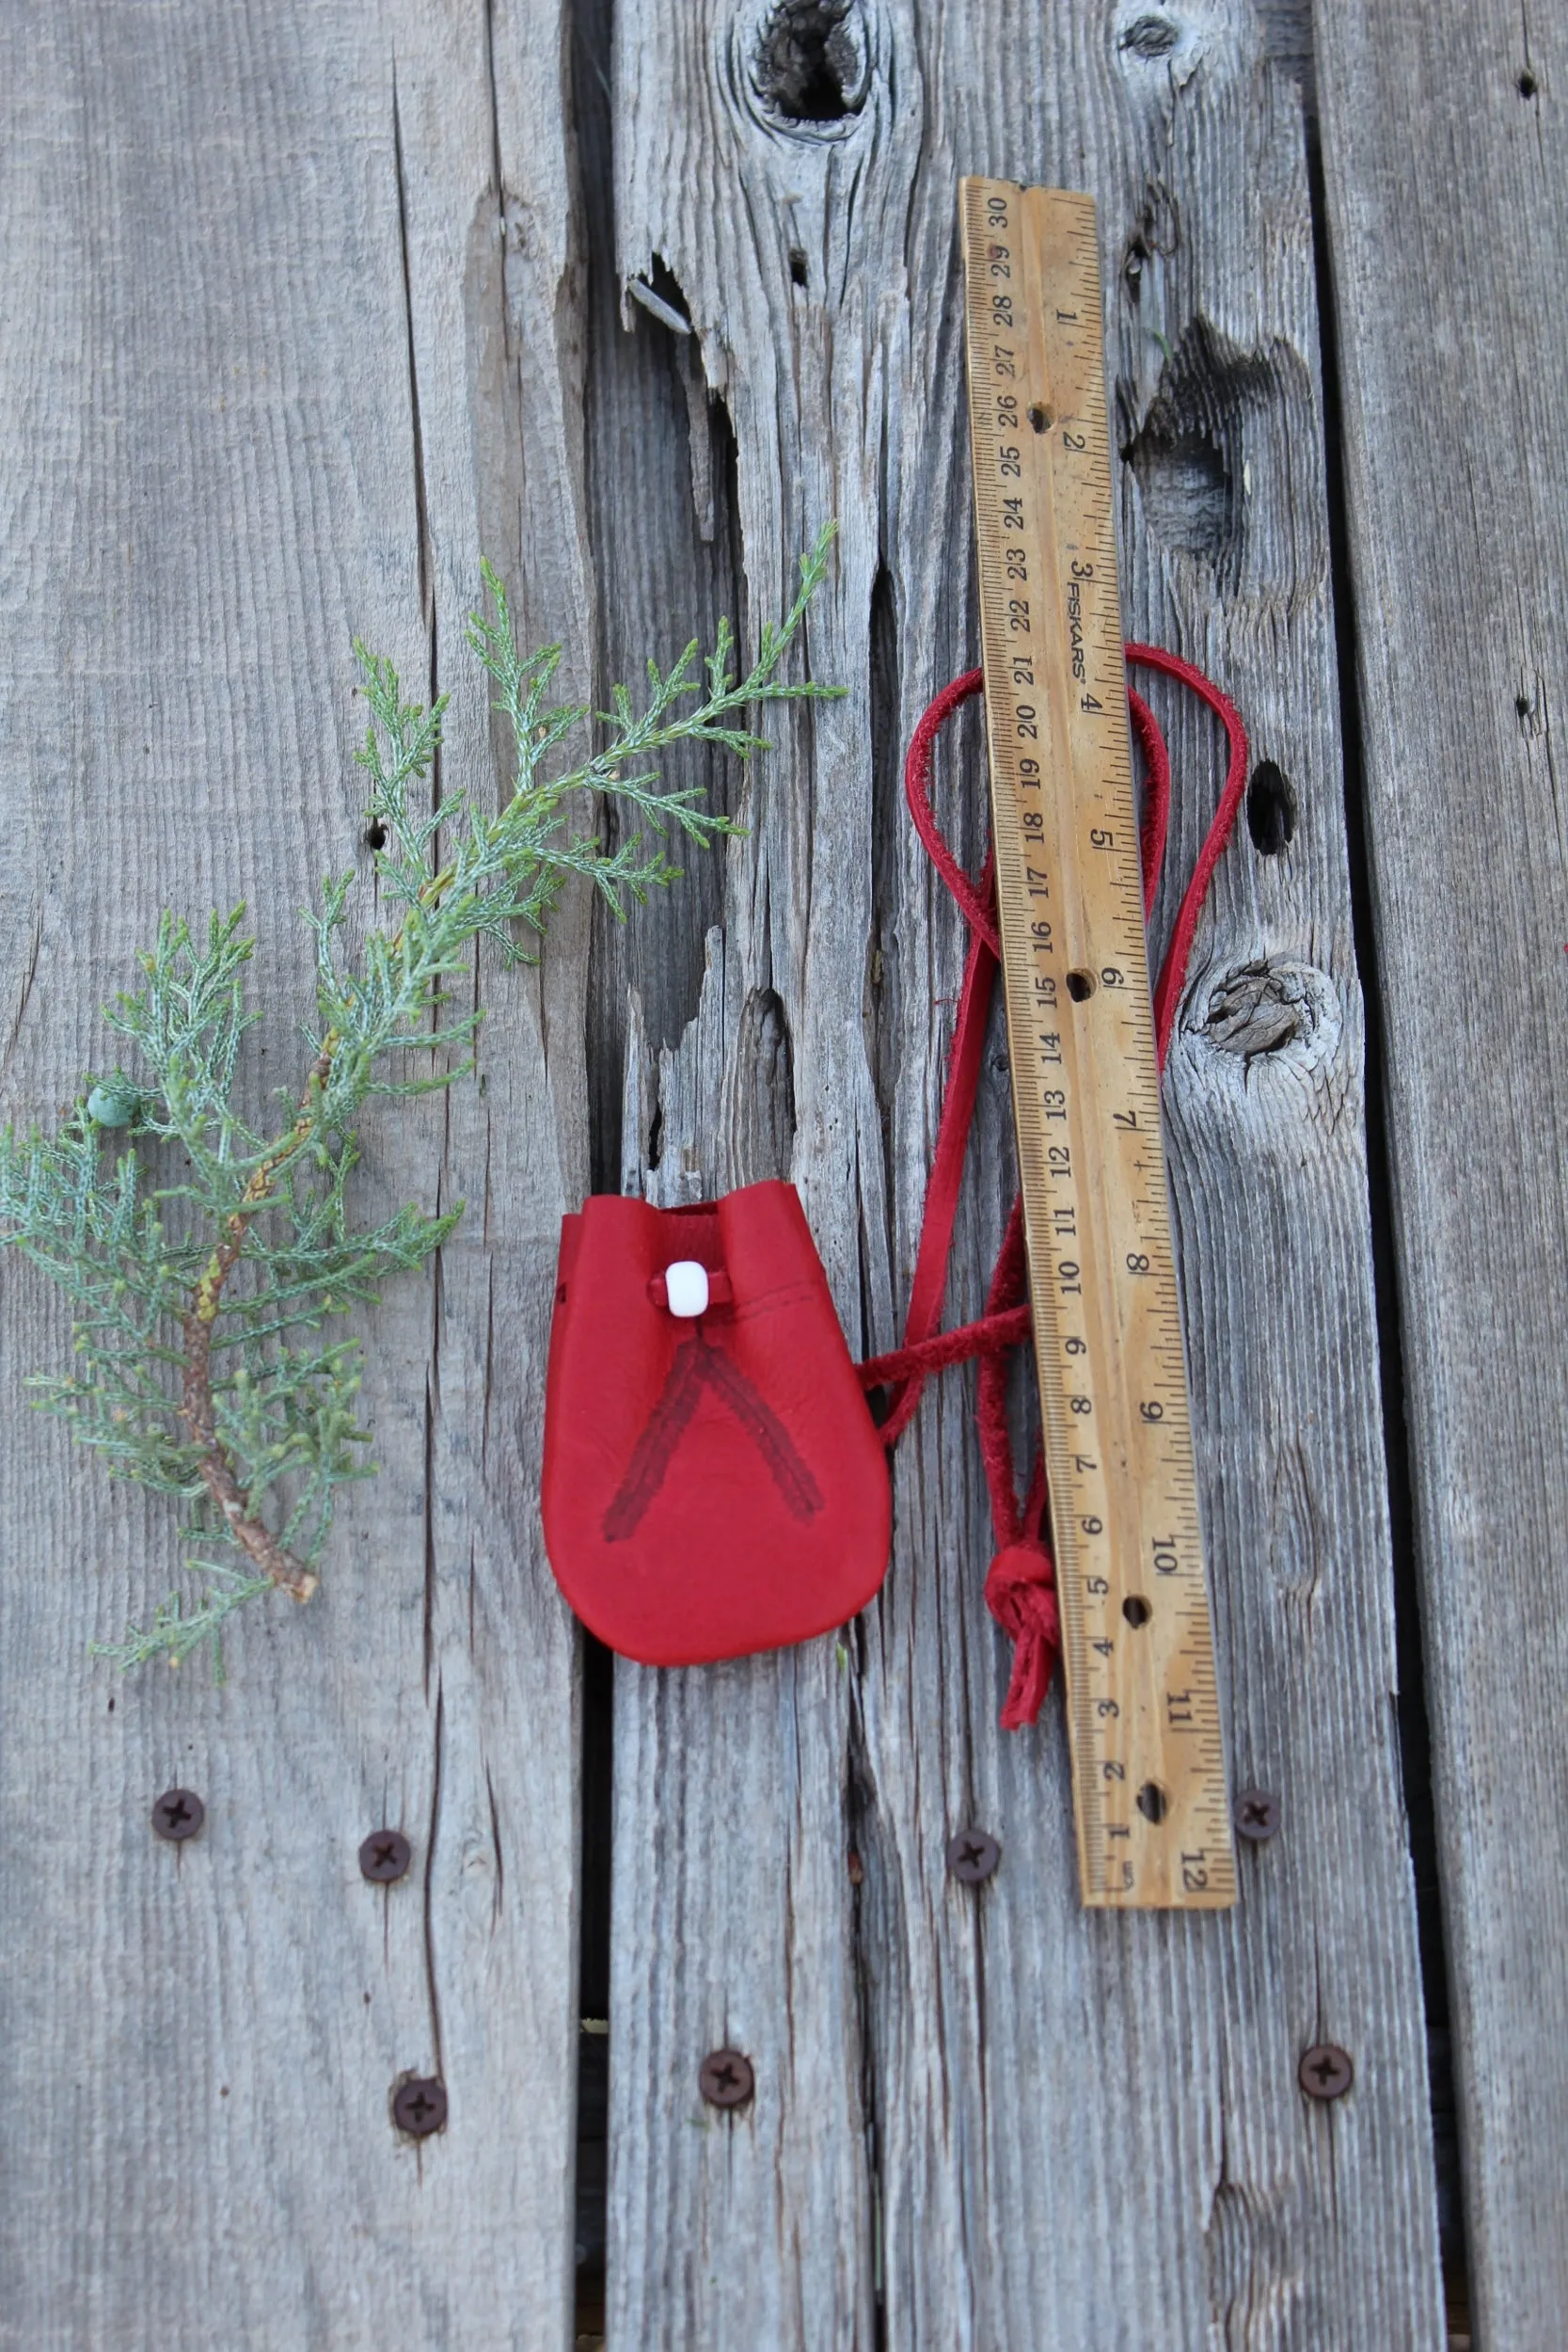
[857, 652, 1249, 1728]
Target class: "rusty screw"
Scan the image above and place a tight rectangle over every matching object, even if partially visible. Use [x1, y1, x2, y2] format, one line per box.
[151, 1788, 204, 1842]
[698, 2049, 754, 2110]
[946, 1829, 1001, 1884]
[358, 1829, 411, 1883]
[392, 2075, 448, 2137]
[1298, 2043, 1354, 2102]
[1234, 1788, 1281, 1844]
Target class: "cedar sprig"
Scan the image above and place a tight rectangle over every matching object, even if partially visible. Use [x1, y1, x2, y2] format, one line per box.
[0, 526, 839, 1670]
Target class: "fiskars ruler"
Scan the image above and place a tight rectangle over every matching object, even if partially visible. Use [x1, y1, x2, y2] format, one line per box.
[959, 178, 1233, 1910]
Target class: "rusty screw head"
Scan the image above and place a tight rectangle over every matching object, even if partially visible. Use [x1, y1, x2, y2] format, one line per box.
[946, 1829, 1001, 1884]
[151, 1788, 204, 1842]
[392, 2075, 447, 2137]
[1234, 1788, 1281, 1843]
[358, 1829, 411, 1883]
[1298, 2043, 1354, 2102]
[698, 2049, 754, 2110]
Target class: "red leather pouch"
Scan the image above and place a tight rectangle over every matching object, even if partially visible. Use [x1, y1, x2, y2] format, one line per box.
[542, 1181, 891, 1665]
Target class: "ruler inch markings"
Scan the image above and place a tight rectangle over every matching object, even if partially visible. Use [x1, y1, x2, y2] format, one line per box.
[960, 177, 1234, 1911]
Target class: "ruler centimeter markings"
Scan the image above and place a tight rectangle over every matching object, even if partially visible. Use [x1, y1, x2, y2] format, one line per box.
[960, 178, 1234, 1910]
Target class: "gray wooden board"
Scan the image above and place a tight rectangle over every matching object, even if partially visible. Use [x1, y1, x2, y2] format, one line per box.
[0, 5, 590, 2344]
[1315, 3, 1568, 2343]
[601, 2, 1443, 2347]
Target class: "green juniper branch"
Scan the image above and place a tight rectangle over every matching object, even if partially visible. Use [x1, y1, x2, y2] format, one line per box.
[0, 525, 840, 1670]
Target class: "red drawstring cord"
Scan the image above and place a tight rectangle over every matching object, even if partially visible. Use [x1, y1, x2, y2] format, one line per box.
[857, 651, 1249, 1728]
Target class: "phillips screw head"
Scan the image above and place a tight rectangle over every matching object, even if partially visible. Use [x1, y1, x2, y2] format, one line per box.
[698, 2050, 754, 2110]
[392, 2076, 448, 2137]
[1298, 2043, 1354, 2102]
[358, 1829, 412, 1883]
[945, 1829, 1001, 1884]
[151, 1789, 204, 1842]
[1234, 1789, 1281, 1843]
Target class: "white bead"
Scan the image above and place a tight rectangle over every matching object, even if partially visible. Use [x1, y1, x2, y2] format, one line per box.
[663, 1260, 710, 1318]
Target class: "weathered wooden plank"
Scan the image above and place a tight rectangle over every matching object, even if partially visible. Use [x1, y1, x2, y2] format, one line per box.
[0, 7, 588, 2344]
[602, 2, 1442, 2346]
[1314, 5, 1568, 2342]
[860, 23, 1443, 2344]
[599, 2, 905, 2336]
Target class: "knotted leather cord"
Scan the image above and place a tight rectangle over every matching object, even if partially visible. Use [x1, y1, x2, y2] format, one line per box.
[857, 651, 1250, 1728]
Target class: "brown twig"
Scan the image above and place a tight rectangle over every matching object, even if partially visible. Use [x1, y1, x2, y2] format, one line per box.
[176, 1037, 339, 1603]
[174, 855, 462, 1598]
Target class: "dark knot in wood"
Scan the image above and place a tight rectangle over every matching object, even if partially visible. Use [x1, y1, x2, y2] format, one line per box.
[1204, 960, 1309, 1061]
[1119, 319, 1311, 588]
[1119, 12, 1180, 58]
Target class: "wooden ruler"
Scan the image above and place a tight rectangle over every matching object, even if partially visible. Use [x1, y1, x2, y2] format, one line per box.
[960, 178, 1234, 1910]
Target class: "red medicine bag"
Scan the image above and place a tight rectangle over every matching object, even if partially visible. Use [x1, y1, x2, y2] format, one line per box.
[543, 1183, 891, 1665]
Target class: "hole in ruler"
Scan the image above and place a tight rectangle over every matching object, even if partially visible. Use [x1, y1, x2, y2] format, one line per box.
[1027, 403, 1053, 433]
[1066, 969, 1097, 1001]
[1122, 1595, 1151, 1628]
[1135, 1781, 1168, 1824]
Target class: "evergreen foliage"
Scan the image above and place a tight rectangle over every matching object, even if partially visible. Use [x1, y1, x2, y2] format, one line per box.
[0, 528, 838, 1670]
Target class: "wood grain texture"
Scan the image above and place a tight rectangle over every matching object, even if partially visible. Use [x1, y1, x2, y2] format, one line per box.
[602, 2, 1443, 2345]
[0, 6, 589, 2344]
[602, 4, 904, 2338]
[1314, 4, 1568, 2341]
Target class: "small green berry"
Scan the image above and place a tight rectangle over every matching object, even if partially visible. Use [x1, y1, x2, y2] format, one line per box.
[87, 1082, 141, 1129]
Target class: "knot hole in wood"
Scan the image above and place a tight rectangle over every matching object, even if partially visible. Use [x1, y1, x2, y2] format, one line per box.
[1203, 958, 1336, 1066]
[747, 0, 871, 132]
[1114, 3, 1252, 93]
